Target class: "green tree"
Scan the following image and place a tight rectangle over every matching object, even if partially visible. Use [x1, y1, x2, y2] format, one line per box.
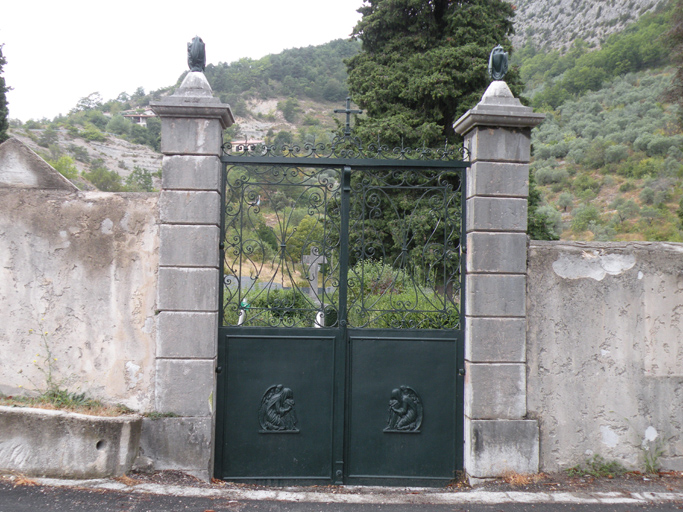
[80, 123, 106, 142]
[571, 204, 601, 231]
[38, 127, 58, 148]
[0, 44, 9, 143]
[124, 166, 155, 192]
[145, 117, 161, 151]
[105, 115, 132, 136]
[285, 215, 324, 262]
[47, 155, 79, 180]
[277, 98, 301, 123]
[84, 159, 122, 191]
[527, 172, 559, 240]
[558, 192, 574, 212]
[72, 92, 103, 113]
[346, 0, 523, 146]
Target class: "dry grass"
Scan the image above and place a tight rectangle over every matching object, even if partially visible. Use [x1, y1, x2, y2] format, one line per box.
[114, 474, 138, 486]
[225, 259, 308, 289]
[0, 396, 136, 417]
[503, 472, 548, 487]
[9, 475, 38, 487]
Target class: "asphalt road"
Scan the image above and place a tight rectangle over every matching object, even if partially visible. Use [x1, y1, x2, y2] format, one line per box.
[2, 482, 683, 512]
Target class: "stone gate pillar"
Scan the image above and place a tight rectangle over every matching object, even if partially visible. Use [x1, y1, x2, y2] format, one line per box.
[454, 81, 544, 479]
[147, 73, 233, 479]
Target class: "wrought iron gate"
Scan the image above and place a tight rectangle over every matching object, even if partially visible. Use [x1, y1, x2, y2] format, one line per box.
[215, 136, 468, 486]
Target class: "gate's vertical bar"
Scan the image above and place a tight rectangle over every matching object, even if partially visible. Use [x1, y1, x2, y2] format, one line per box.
[214, 158, 228, 478]
[334, 165, 352, 484]
[456, 163, 467, 471]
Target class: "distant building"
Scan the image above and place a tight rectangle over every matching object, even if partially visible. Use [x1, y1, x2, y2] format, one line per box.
[121, 109, 156, 127]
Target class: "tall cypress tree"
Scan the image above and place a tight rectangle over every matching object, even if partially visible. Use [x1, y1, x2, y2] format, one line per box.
[0, 45, 9, 144]
[346, 0, 523, 147]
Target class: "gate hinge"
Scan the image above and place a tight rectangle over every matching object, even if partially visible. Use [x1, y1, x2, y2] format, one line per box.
[458, 367, 465, 377]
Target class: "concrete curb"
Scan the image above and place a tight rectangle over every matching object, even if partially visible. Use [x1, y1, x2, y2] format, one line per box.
[0, 407, 142, 478]
[30, 478, 683, 505]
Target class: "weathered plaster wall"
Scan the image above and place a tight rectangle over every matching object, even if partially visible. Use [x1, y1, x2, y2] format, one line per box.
[527, 241, 683, 472]
[0, 189, 159, 411]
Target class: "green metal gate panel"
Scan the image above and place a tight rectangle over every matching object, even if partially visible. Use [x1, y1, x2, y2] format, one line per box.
[215, 137, 467, 486]
[346, 329, 462, 486]
[215, 328, 340, 484]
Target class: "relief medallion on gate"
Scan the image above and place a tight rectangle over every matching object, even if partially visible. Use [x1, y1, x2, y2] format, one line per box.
[258, 385, 299, 433]
[384, 386, 423, 433]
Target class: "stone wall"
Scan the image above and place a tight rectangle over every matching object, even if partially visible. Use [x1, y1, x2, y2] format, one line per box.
[527, 241, 683, 472]
[0, 189, 159, 411]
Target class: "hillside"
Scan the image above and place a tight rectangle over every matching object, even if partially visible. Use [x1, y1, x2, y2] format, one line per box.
[511, 0, 666, 52]
[531, 67, 682, 241]
[7, 126, 161, 191]
[6, 0, 682, 243]
[520, 1, 683, 242]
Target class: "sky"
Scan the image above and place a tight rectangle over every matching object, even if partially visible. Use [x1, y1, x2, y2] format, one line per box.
[1, 0, 364, 122]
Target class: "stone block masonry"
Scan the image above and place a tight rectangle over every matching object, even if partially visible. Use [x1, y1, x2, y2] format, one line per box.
[149, 71, 233, 480]
[454, 80, 544, 479]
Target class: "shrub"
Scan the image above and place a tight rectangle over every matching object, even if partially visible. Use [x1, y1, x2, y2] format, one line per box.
[619, 180, 635, 192]
[558, 192, 574, 211]
[640, 187, 655, 204]
[350, 289, 458, 329]
[572, 204, 602, 231]
[573, 173, 601, 193]
[535, 205, 563, 238]
[647, 135, 683, 157]
[247, 288, 316, 327]
[535, 167, 568, 185]
[605, 144, 629, 164]
[346, 260, 458, 329]
[47, 155, 79, 180]
[80, 123, 106, 142]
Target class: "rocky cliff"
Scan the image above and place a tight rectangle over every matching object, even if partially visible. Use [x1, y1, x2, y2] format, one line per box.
[511, 0, 666, 51]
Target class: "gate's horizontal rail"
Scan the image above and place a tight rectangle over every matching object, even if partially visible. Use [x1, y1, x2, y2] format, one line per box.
[221, 155, 469, 169]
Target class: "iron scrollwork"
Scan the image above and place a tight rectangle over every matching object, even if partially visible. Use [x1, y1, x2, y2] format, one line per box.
[384, 386, 423, 433]
[258, 385, 300, 433]
[223, 136, 469, 162]
[221, 107, 466, 330]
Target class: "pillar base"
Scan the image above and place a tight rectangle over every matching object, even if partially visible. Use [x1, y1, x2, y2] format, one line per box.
[465, 418, 539, 477]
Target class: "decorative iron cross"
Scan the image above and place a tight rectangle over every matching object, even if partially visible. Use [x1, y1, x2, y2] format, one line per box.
[334, 97, 363, 137]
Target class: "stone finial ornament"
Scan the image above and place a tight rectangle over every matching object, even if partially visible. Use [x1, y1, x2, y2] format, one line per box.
[187, 36, 206, 72]
[488, 44, 509, 81]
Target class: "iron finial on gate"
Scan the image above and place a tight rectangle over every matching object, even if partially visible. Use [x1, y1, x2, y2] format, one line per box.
[334, 97, 363, 138]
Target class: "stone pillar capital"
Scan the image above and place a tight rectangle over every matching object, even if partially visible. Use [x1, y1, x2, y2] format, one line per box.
[150, 72, 234, 129]
[453, 81, 544, 136]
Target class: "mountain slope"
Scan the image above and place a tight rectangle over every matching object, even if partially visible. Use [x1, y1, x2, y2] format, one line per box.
[512, 0, 666, 51]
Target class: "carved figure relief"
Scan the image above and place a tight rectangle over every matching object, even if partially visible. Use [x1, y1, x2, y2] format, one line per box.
[258, 384, 299, 433]
[384, 386, 423, 433]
